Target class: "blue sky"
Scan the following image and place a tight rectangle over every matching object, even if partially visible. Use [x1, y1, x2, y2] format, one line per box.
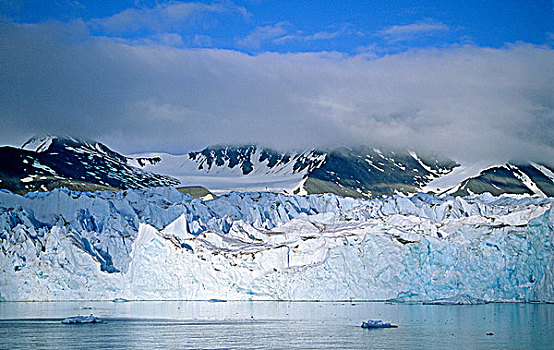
[1, 1, 553, 162]
[2, 0, 553, 54]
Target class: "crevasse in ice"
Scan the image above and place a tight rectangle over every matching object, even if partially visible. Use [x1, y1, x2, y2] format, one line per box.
[0, 187, 552, 302]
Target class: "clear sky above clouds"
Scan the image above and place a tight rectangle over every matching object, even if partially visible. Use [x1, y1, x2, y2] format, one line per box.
[1, 0, 553, 162]
[3, 0, 552, 52]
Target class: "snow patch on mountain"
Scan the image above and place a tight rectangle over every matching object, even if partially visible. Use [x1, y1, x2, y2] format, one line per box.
[532, 163, 554, 182]
[508, 164, 546, 196]
[409, 151, 438, 177]
[21, 135, 56, 153]
[422, 161, 497, 194]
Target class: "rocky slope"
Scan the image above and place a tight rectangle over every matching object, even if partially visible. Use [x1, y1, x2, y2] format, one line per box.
[0, 135, 179, 194]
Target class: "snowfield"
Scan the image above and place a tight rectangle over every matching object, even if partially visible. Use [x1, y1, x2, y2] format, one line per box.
[0, 188, 552, 302]
[128, 149, 324, 195]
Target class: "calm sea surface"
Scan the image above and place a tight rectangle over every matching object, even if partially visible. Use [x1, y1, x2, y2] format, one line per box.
[0, 301, 552, 349]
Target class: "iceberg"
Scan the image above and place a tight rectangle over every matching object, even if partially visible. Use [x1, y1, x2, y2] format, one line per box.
[361, 320, 398, 328]
[62, 315, 103, 324]
[0, 188, 552, 302]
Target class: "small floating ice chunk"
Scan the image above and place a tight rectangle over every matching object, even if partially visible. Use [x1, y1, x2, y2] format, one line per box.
[62, 315, 103, 324]
[112, 298, 129, 303]
[423, 294, 488, 305]
[361, 320, 398, 328]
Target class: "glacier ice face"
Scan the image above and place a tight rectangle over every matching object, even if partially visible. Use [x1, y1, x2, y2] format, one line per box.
[0, 187, 552, 302]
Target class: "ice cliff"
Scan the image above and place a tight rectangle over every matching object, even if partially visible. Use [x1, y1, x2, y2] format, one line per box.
[0, 188, 552, 302]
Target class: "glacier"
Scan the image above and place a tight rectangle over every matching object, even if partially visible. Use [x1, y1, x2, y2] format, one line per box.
[0, 187, 552, 302]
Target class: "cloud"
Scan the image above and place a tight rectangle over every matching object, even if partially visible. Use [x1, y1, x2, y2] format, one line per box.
[130, 32, 185, 46]
[378, 21, 449, 42]
[307, 30, 341, 40]
[304, 24, 363, 41]
[1, 20, 553, 164]
[237, 22, 291, 48]
[89, 1, 248, 35]
[239, 23, 362, 47]
[192, 34, 213, 47]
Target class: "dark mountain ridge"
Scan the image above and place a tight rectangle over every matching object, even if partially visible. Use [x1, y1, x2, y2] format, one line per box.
[0, 135, 179, 194]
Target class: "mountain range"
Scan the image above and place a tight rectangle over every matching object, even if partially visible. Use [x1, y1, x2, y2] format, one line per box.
[0, 135, 552, 198]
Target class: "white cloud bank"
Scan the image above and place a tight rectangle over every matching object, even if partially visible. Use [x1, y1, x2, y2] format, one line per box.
[1, 21, 553, 163]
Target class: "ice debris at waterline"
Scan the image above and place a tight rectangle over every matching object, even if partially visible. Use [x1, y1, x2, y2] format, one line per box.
[361, 320, 398, 328]
[112, 298, 129, 303]
[422, 293, 488, 305]
[62, 315, 103, 324]
[0, 187, 553, 302]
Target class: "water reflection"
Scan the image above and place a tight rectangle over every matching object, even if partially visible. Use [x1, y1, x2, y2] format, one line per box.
[0, 301, 552, 349]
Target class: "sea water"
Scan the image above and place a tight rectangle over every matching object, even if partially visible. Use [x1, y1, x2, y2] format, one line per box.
[0, 301, 552, 349]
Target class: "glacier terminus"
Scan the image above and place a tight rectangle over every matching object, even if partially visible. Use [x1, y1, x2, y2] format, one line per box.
[0, 188, 552, 302]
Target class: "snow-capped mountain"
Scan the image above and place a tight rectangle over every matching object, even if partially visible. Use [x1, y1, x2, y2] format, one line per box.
[130, 145, 459, 198]
[0, 135, 179, 194]
[1, 136, 552, 199]
[1, 187, 552, 301]
[132, 145, 554, 198]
